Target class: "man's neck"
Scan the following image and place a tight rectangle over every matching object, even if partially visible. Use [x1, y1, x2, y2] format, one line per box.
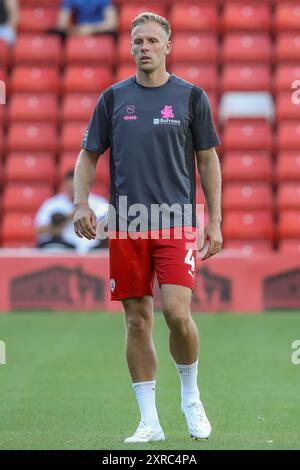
[135, 69, 170, 88]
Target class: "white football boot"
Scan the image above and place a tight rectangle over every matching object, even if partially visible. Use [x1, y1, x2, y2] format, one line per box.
[181, 401, 212, 439]
[124, 420, 165, 443]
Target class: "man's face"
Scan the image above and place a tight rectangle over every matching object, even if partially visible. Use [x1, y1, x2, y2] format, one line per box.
[131, 22, 171, 73]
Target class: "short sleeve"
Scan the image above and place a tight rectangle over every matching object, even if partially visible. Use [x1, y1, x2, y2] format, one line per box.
[190, 87, 220, 151]
[81, 92, 111, 156]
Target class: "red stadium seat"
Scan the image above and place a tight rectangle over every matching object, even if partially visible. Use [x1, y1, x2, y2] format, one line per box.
[58, 152, 77, 182]
[119, 4, 167, 32]
[18, 6, 58, 33]
[223, 121, 273, 152]
[278, 211, 300, 240]
[13, 35, 61, 66]
[0, 101, 5, 125]
[11, 67, 60, 94]
[1, 213, 36, 243]
[274, 65, 300, 92]
[170, 64, 218, 92]
[275, 151, 300, 183]
[277, 122, 300, 151]
[277, 183, 300, 211]
[222, 65, 271, 92]
[63, 66, 113, 93]
[8, 94, 58, 123]
[115, 64, 136, 82]
[170, 33, 218, 63]
[0, 127, 3, 157]
[2, 183, 53, 212]
[223, 183, 273, 211]
[0, 39, 9, 67]
[170, 4, 218, 32]
[60, 123, 87, 152]
[223, 211, 274, 241]
[276, 33, 300, 62]
[4, 153, 56, 184]
[276, 92, 300, 121]
[225, 240, 273, 253]
[222, 3, 271, 33]
[222, 152, 272, 183]
[65, 35, 115, 65]
[222, 33, 272, 63]
[7, 123, 57, 152]
[117, 33, 133, 64]
[61, 94, 98, 123]
[279, 240, 300, 253]
[274, 3, 300, 32]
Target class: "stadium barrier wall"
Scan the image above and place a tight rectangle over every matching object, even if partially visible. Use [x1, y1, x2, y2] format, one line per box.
[0, 250, 299, 313]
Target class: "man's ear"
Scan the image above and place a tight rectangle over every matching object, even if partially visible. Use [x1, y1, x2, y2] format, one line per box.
[165, 40, 172, 56]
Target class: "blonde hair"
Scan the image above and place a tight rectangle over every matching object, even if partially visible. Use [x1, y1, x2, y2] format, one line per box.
[131, 12, 172, 39]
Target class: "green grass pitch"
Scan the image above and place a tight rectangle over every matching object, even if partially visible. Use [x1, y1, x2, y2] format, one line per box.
[0, 311, 299, 450]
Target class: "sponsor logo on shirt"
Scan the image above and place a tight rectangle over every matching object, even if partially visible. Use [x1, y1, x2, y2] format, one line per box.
[153, 105, 181, 126]
[124, 104, 138, 121]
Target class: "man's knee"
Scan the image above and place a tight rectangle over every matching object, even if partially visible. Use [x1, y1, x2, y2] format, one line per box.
[123, 298, 153, 334]
[163, 301, 193, 335]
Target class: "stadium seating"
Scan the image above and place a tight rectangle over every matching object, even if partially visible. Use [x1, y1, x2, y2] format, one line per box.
[2, 183, 53, 212]
[222, 3, 271, 33]
[273, 3, 300, 33]
[13, 35, 62, 66]
[274, 65, 300, 91]
[170, 64, 218, 92]
[222, 152, 273, 183]
[277, 123, 300, 151]
[276, 92, 300, 121]
[222, 183, 273, 211]
[222, 33, 272, 63]
[275, 33, 300, 62]
[4, 153, 56, 184]
[11, 67, 60, 94]
[7, 124, 57, 153]
[8, 94, 58, 123]
[0, 40, 9, 67]
[65, 36, 115, 65]
[222, 121, 273, 152]
[275, 152, 300, 183]
[169, 4, 218, 32]
[1, 213, 36, 244]
[63, 67, 113, 93]
[61, 94, 98, 123]
[18, 6, 59, 33]
[222, 65, 271, 92]
[170, 33, 218, 63]
[278, 211, 300, 240]
[222, 211, 274, 241]
[60, 123, 87, 152]
[277, 183, 300, 211]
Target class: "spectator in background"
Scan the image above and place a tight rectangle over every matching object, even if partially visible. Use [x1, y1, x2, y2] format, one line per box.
[55, 0, 118, 37]
[0, 0, 18, 44]
[35, 170, 108, 253]
[37, 212, 76, 252]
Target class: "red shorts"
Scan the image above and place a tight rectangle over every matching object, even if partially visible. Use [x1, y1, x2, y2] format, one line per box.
[109, 227, 197, 301]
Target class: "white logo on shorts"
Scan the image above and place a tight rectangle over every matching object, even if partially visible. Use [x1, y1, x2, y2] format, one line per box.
[110, 279, 116, 292]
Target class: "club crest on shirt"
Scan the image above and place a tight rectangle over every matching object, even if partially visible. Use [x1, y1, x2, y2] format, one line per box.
[153, 105, 181, 126]
[110, 278, 116, 292]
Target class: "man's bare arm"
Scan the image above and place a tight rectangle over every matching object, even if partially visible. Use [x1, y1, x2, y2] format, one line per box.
[196, 147, 222, 260]
[73, 149, 99, 240]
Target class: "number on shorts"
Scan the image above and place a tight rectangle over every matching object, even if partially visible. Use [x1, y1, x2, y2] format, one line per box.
[184, 249, 195, 275]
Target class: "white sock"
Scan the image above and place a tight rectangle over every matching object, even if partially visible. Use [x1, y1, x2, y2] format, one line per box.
[132, 380, 160, 427]
[176, 360, 200, 405]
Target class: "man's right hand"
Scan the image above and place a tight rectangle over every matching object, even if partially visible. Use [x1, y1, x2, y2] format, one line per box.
[73, 203, 97, 240]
